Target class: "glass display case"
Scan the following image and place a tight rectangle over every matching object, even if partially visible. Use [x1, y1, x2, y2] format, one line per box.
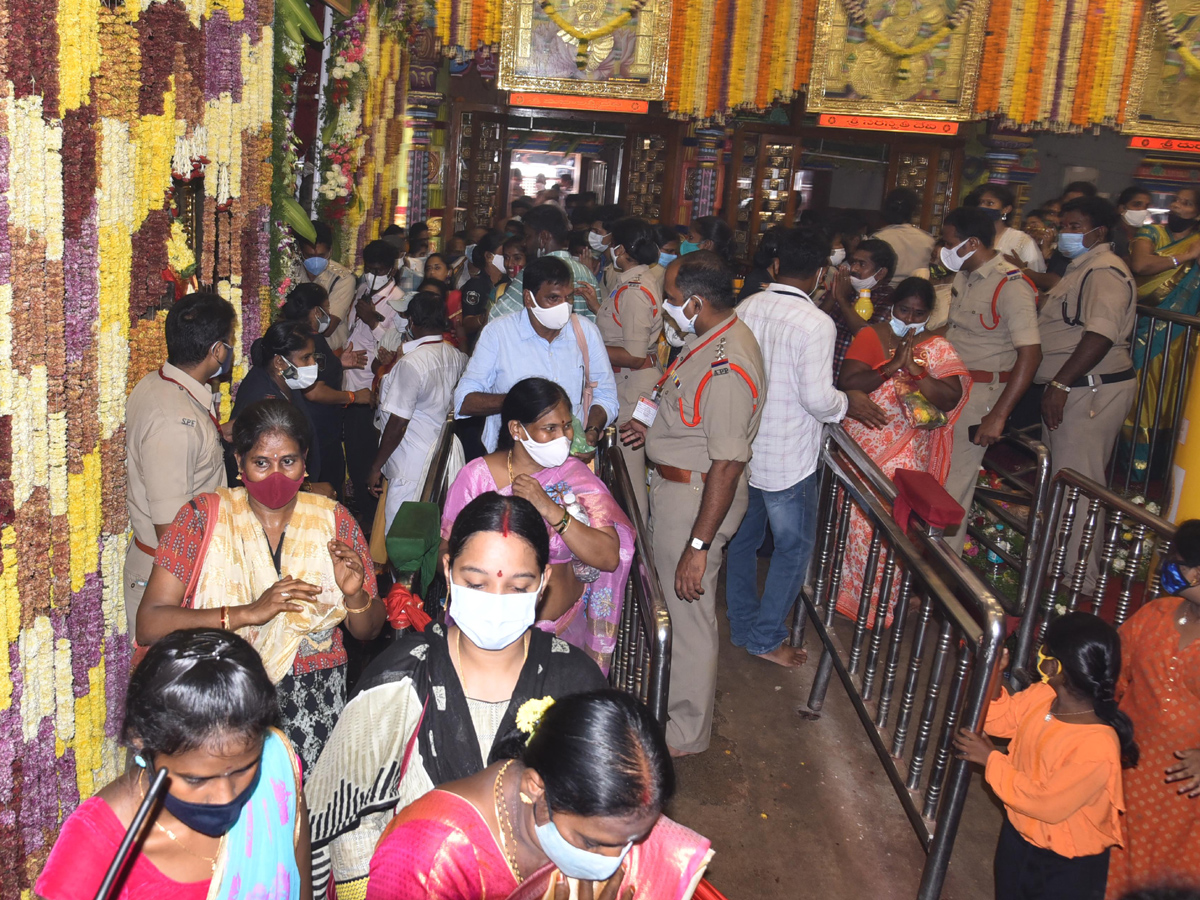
[727, 129, 802, 263]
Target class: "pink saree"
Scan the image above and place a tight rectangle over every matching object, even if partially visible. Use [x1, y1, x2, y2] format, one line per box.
[837, 331, 970, 627]
[367, 790, 713, 900]
[441, 457, 635, 675]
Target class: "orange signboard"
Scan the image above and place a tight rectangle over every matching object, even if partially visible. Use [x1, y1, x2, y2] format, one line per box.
[509, 92, 649, 114]
[818, 114, 959, 135]
[1128, 135, 1200, 154]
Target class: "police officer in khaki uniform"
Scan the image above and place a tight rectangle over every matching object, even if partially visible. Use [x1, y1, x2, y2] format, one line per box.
[620, 251, 766, 755]
[939, 206, 1042, 552]
[591, 216, 664, 519]
[292, 220, 357, 351]
[124, 292, 235, 632]
[1037, 196, 1138, 577]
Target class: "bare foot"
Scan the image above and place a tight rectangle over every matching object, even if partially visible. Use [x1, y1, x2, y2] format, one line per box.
[754, 644, 808, 668]
[669, 746, 696, 758]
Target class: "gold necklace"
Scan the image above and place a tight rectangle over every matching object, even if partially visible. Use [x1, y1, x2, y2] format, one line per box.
[1045, 708, 1095, 722]
[494, 760, 524, 882]
[140, 773, 218, 872]
[506, 449, 516, 488]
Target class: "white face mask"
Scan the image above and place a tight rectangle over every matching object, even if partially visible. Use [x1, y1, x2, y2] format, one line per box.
[829, 247, 846, 266]
[664, 323, 688, 347]
[850, 270, 880, 292]
[1123, 209, 1149, 228]
[664, 296, 699, 334]
[489, 253, 505, 274]
[527, 293, 572, 331]
[609, 245, 621, 268]
[282, 361, 318, 390]
[939, 239, 975, 273]
[519, 426, 572, 468]
[588, 230, 607, 253]
[889, 315, 926, 337]
[365, 272, 393, 294]
[449, 577, 541, 651]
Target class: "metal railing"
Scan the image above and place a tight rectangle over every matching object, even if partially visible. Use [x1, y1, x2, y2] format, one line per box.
[967, 431, 1052, 615]
[794, 426, 1006, 900]
[596, 430, 672, 729]
[1112, 305, 1200, 510]
[419, 413, 457, 509]
[1012, 467, 1177, 683]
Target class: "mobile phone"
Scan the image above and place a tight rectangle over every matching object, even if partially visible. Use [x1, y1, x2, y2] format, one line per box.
[968, 424, 980, 442]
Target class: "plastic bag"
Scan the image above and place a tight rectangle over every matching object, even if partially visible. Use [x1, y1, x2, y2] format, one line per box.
[894, 376, 947, 430]
[569, 414, 595, 456]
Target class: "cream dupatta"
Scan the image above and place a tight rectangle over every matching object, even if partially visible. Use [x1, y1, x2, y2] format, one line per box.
[189, 488, 347, 682]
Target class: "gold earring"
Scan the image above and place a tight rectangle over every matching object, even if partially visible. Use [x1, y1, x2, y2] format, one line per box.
[519, 791, 534, 805]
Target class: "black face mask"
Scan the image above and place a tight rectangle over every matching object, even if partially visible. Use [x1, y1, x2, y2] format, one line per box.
[980, 206, 1004, 222]
[1168, 212, 1197, 234]
[162, 757, 262, 837]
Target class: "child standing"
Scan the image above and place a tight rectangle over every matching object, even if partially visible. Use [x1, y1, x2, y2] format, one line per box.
[955, 611, 1139, 900]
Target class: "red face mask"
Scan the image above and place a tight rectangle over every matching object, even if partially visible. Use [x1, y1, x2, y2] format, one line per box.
[243, 471, 303, 509]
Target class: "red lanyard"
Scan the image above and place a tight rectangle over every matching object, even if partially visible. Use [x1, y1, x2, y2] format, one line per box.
[158, 368, 221, 432]
[654, 316, 739, 396]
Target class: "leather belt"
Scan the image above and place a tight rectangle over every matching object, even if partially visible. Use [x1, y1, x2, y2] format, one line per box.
[968, 370, 1011, 384]
[654, 463, 707, 484]
[133, 536, 157, 556]
[1069, 368, 1135, 389]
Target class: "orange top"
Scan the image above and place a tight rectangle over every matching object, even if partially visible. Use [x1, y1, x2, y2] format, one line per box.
[983, 682, 1125, 858]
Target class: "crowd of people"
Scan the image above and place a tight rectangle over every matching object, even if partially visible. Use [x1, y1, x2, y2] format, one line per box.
[35, 175, 1200, 900]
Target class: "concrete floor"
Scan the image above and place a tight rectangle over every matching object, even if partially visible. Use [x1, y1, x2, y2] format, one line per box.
[663, 566, 1005, 900]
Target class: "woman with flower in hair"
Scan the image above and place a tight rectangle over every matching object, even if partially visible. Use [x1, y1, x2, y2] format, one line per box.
[306, 492, 606, 900]
[367, 689, 714, 900]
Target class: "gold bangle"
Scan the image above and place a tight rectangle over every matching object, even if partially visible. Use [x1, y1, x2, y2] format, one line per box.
[220, 605, 229, 630]
[345, 595, 373, 614]
[560, 514, 573, 536]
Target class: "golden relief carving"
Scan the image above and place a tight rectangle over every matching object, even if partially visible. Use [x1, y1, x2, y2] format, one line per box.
[808, 0, 985, 121]
[498, 0, 670, 99]
[1123, 1, 1200, 137]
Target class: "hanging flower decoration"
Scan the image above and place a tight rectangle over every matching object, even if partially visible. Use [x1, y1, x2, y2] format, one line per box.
[839, 0, 982, 79]
[537, 0, 651, 69]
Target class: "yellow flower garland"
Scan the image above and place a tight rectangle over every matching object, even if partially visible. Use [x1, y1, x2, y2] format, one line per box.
[863, 23, 950, 58]
[536, 0, 648, 43]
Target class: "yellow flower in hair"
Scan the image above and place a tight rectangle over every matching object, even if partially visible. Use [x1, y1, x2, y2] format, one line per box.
[515, 696, 556, 742]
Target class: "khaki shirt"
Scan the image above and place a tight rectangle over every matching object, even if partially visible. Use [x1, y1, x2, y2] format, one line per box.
[290, 259, 357, 350]
[1036, 246, 1137, 382]
[125, 363, 227, 550]
[873, 223, 936, 285]
[596, 264, 664, 359]
[646, 314, 766, 472]
[946, 255, 1041, 372]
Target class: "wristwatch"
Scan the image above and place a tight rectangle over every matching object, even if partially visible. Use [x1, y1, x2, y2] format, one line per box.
[689, 536, 711, 551]
[1049, 380, 1072, 393]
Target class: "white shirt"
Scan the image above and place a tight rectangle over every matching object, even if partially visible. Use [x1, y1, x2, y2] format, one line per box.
[995, 227, 1047, 273]
[376, 335, 467, 496]
[344, 281, 406, 392]
[738, 283, 849, 491]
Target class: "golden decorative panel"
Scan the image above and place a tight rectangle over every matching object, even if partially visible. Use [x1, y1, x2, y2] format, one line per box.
[807, 0, 987, 121]
[1122, 3, 1200, 138]
[497, 0, 671, 100]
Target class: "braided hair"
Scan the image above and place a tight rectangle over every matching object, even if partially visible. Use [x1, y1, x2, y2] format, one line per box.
[1043, 611, 1139, 768]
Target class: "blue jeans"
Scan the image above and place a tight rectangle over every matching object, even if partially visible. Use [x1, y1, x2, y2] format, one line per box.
[725, 471, 820, 655]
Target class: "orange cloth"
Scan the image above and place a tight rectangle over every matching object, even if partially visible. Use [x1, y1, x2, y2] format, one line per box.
[983, 682, 1125, 859]
[1106, 597, 1200, 897]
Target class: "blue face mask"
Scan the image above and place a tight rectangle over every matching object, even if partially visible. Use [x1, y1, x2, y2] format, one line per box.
[1161, 560, 1194, 595]
[303, 255, 329, 277]
[679, 240, 700, 256]
[534, 811, 632, 882]
[139, 753, 261, 837]
[1058, 228, 1099, 259]
[213, 341, 233, 379]
[658, 251, 678, 268]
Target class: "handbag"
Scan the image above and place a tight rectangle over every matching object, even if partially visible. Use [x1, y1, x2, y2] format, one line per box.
[569, 314, 597, 418]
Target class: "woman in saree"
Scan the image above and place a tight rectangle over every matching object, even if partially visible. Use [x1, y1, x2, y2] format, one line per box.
[1105, 519, 1200, 898]
[1124, 188, 1200, 478]
[307, 493, 606, 898]
[36, 629, 309, 900]
[441, 376, 635, 675]
[137, 400, 384, 774]
[835, 277, 970, 626]
[366, 689, 712, 900]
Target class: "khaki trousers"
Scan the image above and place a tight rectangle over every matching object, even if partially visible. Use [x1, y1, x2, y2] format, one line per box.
[648, 469, 749, 753]
[614, 367, 659, 522]
[123, 542, 154, 636]
[1043, 380, 1137, 589]
[943, 382, 1007, 553]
